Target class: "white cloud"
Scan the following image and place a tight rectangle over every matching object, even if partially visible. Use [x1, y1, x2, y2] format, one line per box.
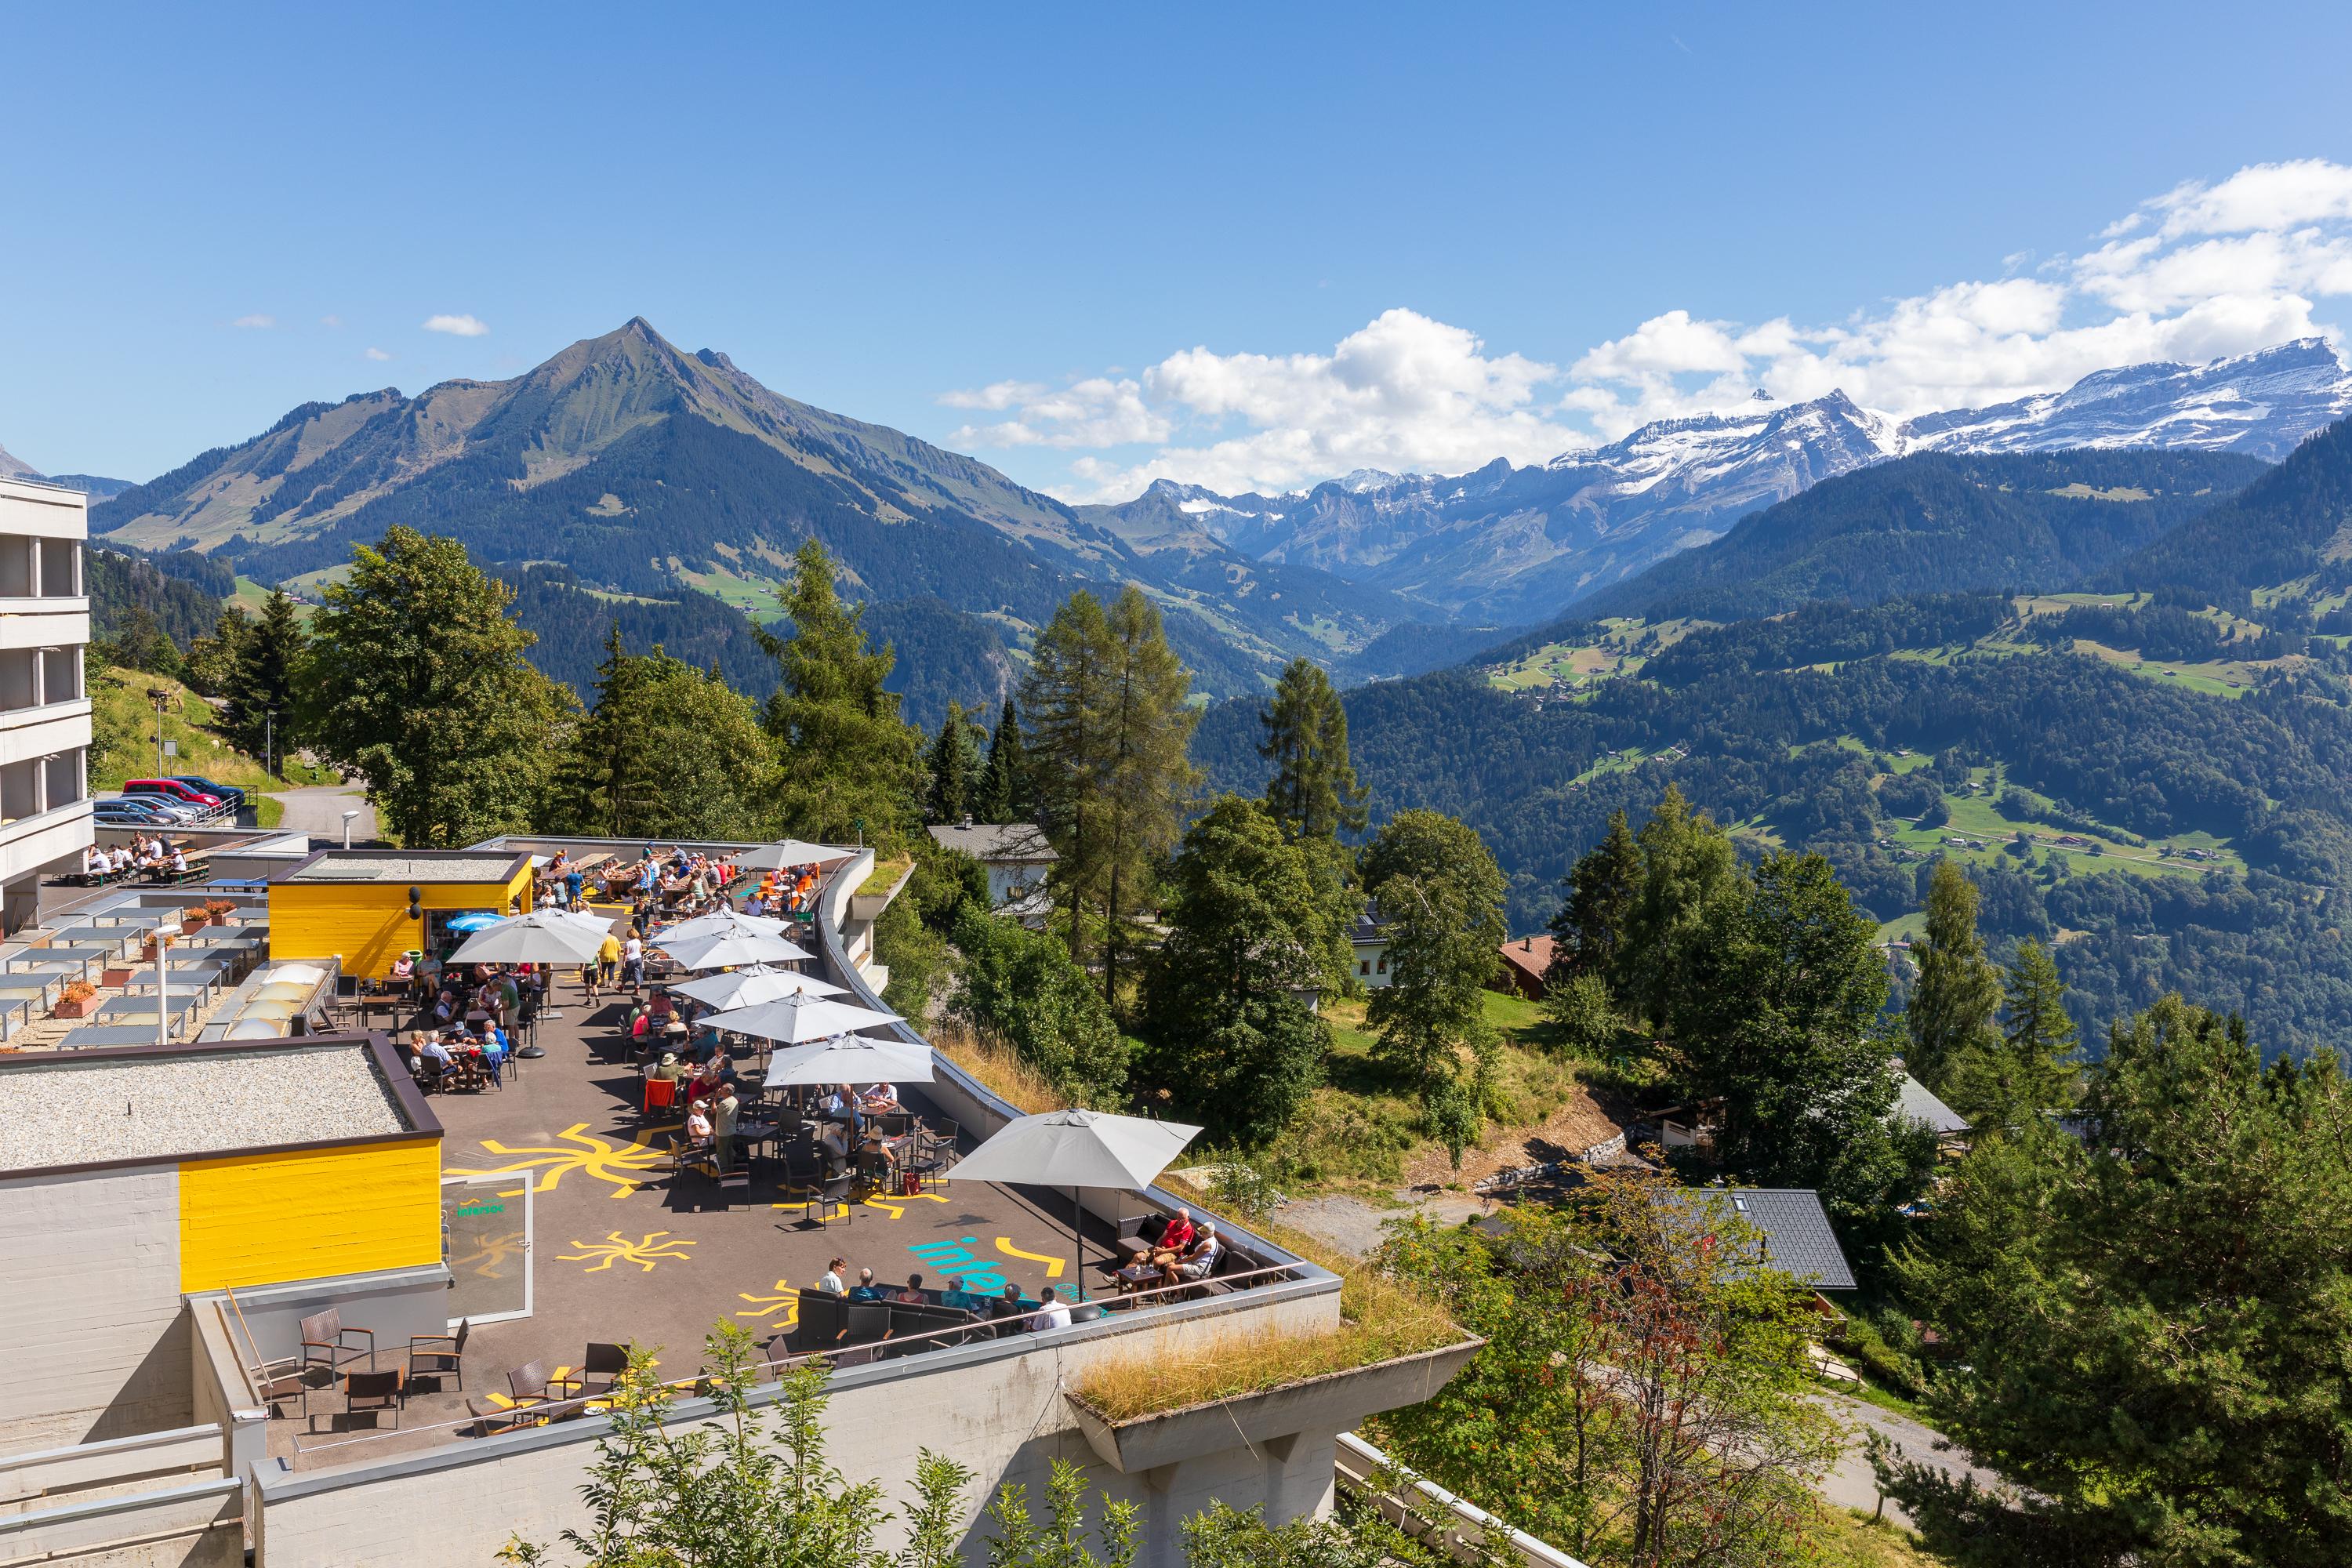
[321, 314, 343, 328]
[365, 347, 393, 361]
[232, 314, 275, 329]
[948, 159, 2352, 501]
[423, 314, 489, 337]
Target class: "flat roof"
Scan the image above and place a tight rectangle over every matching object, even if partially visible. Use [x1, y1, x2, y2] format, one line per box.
[0, 1034, 433, 1174]
[282, 850, 527, 884]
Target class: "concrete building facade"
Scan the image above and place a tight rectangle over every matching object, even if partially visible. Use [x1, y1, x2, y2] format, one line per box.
[0, 478, 94, 933]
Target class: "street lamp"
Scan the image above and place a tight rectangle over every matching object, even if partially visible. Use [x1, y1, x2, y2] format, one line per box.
[264, 709, 275, 782]
[340, 808, 360, 849]
[147, 689, 169, 776]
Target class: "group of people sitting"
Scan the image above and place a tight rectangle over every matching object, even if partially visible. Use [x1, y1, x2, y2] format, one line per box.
[404, 1019, 516, 1088]
[81, 837, 187, 880]
[1124, 1206, 1228, 1291]
[742, 862, 822, 919]
[811, 1261, 1077, 1332]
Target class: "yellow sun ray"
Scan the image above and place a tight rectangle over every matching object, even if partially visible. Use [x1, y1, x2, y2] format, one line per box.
[447, 1123, 674, 1198]
[557, 1231, 696, 1273]
[996, 1237, 1066, 1278]
[733, 1279, 800, 1323]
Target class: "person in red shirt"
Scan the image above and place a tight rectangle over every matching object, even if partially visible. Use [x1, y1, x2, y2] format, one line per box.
[1159, 1207, 1196, 1254]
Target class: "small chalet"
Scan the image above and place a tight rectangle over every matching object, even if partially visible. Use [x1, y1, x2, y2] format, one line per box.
[1494, 933, 1555, 1000]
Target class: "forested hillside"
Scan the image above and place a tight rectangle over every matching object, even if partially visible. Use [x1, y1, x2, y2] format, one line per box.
[1570, 448, 2265, 624]
[1196, 586, 2352, 1058]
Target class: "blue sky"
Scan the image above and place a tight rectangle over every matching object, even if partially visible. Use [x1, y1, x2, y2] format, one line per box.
[8, 2, 2352, 498]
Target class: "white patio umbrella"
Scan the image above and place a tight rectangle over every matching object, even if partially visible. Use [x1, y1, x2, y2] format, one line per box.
[670, 964, 846, 1011]
[761, 1034, 935, 1087]
[448, 909, 611, 966]
[659, 908, 792, 946]
[739, 840, 855, 872]
[699, 993, 902, 1046]
[946, 1109, 1203, 1300]
[660, 929, 815, 970]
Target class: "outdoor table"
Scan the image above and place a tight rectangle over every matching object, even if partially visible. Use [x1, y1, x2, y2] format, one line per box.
[93, 995, 201, 1036]
[61, 1025, 171, 1048]
[1113, 1264, 1160, 1295]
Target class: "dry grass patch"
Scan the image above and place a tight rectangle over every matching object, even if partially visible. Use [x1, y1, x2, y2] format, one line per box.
[1073, 1296, 1465, 1422]
[932, 1022, 1065, 1116]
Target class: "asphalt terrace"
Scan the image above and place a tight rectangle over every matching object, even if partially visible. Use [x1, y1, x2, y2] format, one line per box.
[272, 953, 1130, 1468]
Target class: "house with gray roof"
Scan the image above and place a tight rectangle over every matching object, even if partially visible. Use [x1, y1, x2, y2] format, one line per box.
[926, 819, 1056, 913]
[1662, 1186, 1857, 1292]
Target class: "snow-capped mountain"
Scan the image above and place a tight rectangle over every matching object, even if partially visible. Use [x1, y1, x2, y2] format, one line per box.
[1900, 338, 2352, 460]
[1089, 339, 2352, 621]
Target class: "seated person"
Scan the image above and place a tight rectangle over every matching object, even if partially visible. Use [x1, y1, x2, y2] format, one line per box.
[1030, 1285, 1073, 1332]
[846, 1268, 884, 1303]
[390, 953, 416, 987]
[858, 1081, 902, 1113]
[110, 844, 134, 875]
[1160, 1225, 1225, 1288]
[815, 1119, 851, 1170]
[1158, 1207, 1196, 1257]
[818, 1083, 864, 1135]
[683, 1098, 715, 1154]
[648, 1050, 684, 1082]
[82, 845, 107, 878]
[937, 1276, 986, 1313]
[419, 1032, 456, 1068]
[891, 1272, 927, 1305]
[988, 1283, 1032, 1332]
[167, 844, 189, 874]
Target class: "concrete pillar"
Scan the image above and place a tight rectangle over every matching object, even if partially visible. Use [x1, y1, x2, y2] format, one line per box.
[4, 872, 40, 935]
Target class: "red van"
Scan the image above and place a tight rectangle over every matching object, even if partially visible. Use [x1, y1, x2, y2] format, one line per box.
[123, 779, 224, 810]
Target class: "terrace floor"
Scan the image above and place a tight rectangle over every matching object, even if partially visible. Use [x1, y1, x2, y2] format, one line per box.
[270, 956, 1137, 1468]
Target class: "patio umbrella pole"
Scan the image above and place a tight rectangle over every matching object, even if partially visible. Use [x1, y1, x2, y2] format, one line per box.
[1073, 1185, 1085, 1303]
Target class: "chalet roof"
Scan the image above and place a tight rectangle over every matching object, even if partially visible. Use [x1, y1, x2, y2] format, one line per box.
[1894, 1072, 1970, 1136]
[1663, 1186, 1857, 1291]
[1499, 934, 1555, 982]
[926, 822, 1057, 865]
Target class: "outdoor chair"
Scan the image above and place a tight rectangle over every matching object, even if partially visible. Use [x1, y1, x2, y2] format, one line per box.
[257, 1362, 328, 1428]
[777, 1172, 854, 1229]
[467, 1361, 566, 1436]
[875, 1110, 913, 1138]
[842, 1301, 892, 1348]
[299, 1308, 376, 1375]
[406, 1319, 470, 1392]
[343, 1368, 405, 1429]
[796, 1290, 848, 1350]
[412, 1056, 446, 1095]
[643, 1076, 681, 1119]
[554, 1341, 629, 1400]
[898, 1141, 947, 1193]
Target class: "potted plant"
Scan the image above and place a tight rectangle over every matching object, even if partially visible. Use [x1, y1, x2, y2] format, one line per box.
[203, 898, 237, 926]
[53, 982, 100, 1020]
[180, 906, 211, 935]
[100, 964, 133, 989]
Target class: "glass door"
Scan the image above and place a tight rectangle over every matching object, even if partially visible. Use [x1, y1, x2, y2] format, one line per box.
[441, 1173, 533, 1326]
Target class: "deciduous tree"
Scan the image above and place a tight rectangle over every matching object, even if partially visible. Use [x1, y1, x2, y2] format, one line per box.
[301, 527, 564, 847]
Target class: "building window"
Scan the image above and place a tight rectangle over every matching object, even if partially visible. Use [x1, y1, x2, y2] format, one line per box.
[1375, 955, 1388, 973]
[43, 750, 82, 811]
[39, 539, 78, 598]
[39, 647, 78, 704]
[1359, 960, 1370, 976]
[0, 540, 31, 598]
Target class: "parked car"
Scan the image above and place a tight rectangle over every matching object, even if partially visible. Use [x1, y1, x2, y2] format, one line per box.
[169, 775, 245, 811]
[122, 779, 224, 812]
[95, 797, 181, 825]
[103, 792, 203, 822]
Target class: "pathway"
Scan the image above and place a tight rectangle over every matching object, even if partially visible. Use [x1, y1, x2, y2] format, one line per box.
[270, 785, 376, 841]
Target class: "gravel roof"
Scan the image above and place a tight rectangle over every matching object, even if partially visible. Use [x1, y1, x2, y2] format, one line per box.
[289, 853, 519, 883]
[0, 1044, 416, 1171]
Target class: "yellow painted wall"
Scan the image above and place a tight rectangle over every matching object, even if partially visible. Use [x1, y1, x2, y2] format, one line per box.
[269, 866, 533, 979]
[178, 1138, 442, 1293]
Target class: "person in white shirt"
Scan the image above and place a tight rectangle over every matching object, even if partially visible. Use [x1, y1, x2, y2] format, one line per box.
[817, 1258, 848, 1296]
[860, 1082, 900, 1112]
[82, 846, 107, 877]
[167, 845, 188, 873]
[111, 845, 133, 874]
[620, 933, 645, 993]
[1031, 1285, 1073, 1331]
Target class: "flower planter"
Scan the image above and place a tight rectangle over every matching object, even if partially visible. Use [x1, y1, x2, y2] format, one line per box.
[53, 995, 101, 1020]
[1062, 1337, 1483, 1475]
[100, 967, 133, 989]
[181, 913, 211, 936]
[140, 938, 162, 964]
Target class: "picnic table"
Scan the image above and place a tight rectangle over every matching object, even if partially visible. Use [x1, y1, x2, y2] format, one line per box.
[143, 852, 212, 885]
[125, 960, 231, 1001]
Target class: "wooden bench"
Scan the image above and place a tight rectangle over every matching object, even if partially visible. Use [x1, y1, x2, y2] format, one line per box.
[145, 854, 212, 885]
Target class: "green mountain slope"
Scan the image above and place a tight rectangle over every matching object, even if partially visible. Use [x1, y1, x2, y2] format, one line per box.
[91, 319, 1416, 708]
[1573, 448, 2267, 623]
[2100, 417, 2352, 594]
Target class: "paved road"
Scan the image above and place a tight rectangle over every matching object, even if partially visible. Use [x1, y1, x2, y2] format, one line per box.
[270, 786, 376, 841]
[1816, 1392, 2003, 1525]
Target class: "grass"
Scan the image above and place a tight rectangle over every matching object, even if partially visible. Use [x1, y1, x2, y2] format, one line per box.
[1809, 1505, 1955, 1567]
[856, 854, 912, 897]
[1073, 1181, 1468, 1422]
[91, 663, 308, 827]
[932, 1022, 1065, 1116]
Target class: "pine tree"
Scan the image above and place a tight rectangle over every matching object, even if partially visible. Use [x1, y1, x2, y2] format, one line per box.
[1945, 938, 2078, 1123]
[1021, 592, 1117, 960]
[1619, 786, 1740, 1035]
[1093, 586, 1200, 1006]
[756, 539, 923, 847]
[182, 606, 252, 699]
[974, 696, 1026, 822]
[1906, 859, 2003, 1091]
[1548, 808, 1639, 985]
[1363, 810, 1508, 1091]
[550, 624, 656, 836]
[924, 701, 982, 825]
[1258, 656, 1368, 841]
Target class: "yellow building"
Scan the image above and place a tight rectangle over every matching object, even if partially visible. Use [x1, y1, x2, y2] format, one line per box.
[269, 848, 535, 982]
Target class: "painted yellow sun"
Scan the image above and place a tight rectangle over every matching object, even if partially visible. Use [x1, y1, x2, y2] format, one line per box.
[448, 1123, 674, 1199]
[733, 1279, 800, 1323]
[557, 1231, 697, 1273]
